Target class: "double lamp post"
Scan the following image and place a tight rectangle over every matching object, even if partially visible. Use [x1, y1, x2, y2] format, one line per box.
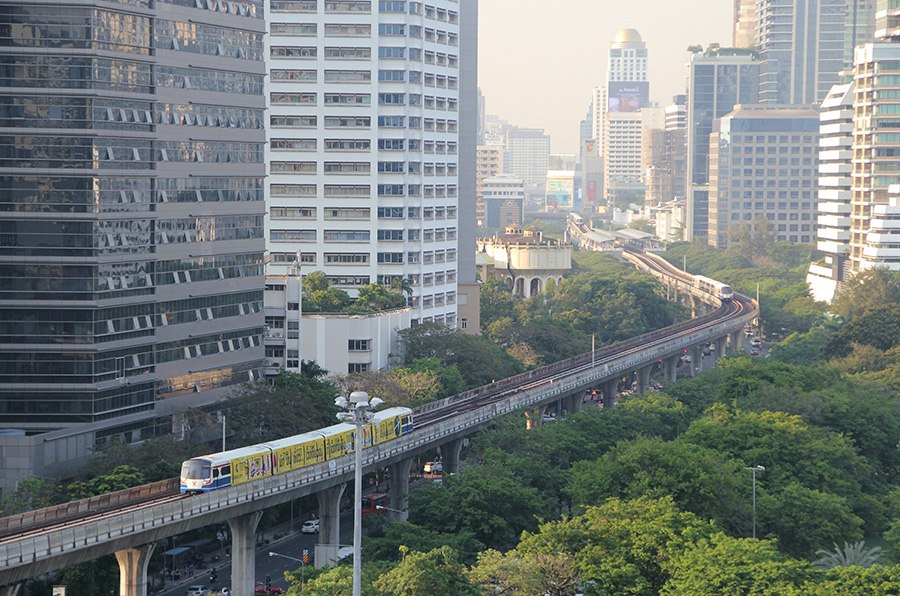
[335, 390, 383, 596]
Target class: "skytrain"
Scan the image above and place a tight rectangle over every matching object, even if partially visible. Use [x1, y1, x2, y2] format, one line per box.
[180, 407, 414, 493]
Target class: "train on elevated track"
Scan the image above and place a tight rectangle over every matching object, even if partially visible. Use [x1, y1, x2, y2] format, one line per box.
[180, 407, 414, 493]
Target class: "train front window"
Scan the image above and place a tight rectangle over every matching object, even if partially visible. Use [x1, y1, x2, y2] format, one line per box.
[181, 460, 211, 480]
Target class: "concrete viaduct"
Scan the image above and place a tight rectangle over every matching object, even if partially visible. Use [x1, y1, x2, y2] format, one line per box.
[0, 251, 756, 596]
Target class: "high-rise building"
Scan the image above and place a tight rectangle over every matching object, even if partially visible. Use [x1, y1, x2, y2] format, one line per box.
[476, 145, 504, 225]
[266, 0, 467, 329]
[482, 175, 525, 228]
[807, 82, 854, 303]
[641, 106, 672, 208]
[504, 126, 551, 194]
[848, 38, 900, 273]
[707, 105, 819, 249]
[578, 105, 603, 208]
[0, 0, 267, 494]
[808, 4, 900, 303]
[456, 0, 480, 335]
[685, 50, 759, 240]
[755, 0, 869, 104]
[595, 29, 649, 207]
[734, 0, 757, 47]
[664, 95, 688, 203]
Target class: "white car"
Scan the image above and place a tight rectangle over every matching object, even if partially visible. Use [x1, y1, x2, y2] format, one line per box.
[186, 587, 207, 596]
[300, 519, 320, 534]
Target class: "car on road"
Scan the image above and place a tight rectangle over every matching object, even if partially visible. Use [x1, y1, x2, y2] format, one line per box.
[541, 413, 556, 423]
[750, 348, 760, 356]
[186, 587, 207, 596]
[423, 461, 442, 474]
[300, 519, 319, 534]
[255, 582, 285, 594]
[750, 338, 762, 347]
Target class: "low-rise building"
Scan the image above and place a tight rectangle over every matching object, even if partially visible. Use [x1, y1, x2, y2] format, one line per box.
[477, 226, 572, 297]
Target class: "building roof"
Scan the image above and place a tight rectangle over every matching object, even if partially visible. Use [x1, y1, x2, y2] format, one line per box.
[614, 28, 642, 44]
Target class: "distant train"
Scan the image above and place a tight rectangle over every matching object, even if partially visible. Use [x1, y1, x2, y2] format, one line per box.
[180, 407, 414, 493]
[694, 275, 734, 302]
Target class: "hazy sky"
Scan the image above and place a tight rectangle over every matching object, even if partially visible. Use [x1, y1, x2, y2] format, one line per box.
[478, 0, 733, 153]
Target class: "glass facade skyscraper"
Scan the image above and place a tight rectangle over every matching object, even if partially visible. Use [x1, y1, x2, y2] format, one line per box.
[685, 51, 759, 240]
[0, 0, 267, 490]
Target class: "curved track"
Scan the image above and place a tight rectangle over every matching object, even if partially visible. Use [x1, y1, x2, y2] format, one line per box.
[0, 249, 754, 543]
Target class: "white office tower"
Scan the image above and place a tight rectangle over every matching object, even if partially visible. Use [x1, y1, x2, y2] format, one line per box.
[266, 0, 465, 327]
[591, 29, 650, 157]
[807, 82, 854, 303]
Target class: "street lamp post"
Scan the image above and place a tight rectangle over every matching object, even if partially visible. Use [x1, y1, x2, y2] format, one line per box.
[335, 391, 383, 596]
[745, 465, 765, 538]
[269, 551, 305, 591]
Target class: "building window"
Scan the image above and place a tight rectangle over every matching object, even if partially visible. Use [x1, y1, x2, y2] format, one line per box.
[348, 339, 372, 351]
[348, 362, 371, 373]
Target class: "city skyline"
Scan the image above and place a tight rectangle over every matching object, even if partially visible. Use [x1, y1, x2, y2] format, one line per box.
[479, 0, 732, 152]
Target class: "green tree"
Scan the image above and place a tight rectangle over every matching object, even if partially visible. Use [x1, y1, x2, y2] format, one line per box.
[373, 546, 482, 596]
[354, 284, 406, 312]
[400, 323, 522, 388]
[566, 437, 751, 536]
[66, 465, 146, 500]
[681, 408, 873, 525]
[405, 357, 466, 398]
[363, 521, 484, 565]
[515, 496, 715, 596]
[789, 565, 900, 595]
[289, 561, 393, 596]
[303, 270, 330, 295]
[831, 268, 900, 321]
[661, 532, 814, 595]
[390, 276, 414, 297]
[479, 276, 518, 331]
[824, 303, 900, 357]
[410, 467, 550, 551]
[224, 369, 339, 446]
[0, 477, 61, 515]
[759, 483, 864, 559]
[469, 548, 581, 596]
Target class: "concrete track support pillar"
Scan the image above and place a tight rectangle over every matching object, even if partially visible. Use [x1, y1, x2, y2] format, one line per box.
[636, 365, 653, 395]
[691, 346, 704, 376]
[716, 336, 728, 358]
[388, 458, 412, 521]
[115, 543, 155, 596]
[602, 378, 619, 408]
[0, 585, 22, 596]
[227, 510, 262, 596]
[664, 355, 679, 382]
[441, 438, 464, 475]
[729, 331, 742, 353]
[566, 392, 584, 415]
[315, 483, 346, 567]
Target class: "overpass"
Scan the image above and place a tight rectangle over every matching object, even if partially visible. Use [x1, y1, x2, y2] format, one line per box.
[0, 250, 757, 595]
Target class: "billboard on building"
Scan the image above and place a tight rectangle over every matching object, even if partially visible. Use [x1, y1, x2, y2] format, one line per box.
[607, 81, 649, 113]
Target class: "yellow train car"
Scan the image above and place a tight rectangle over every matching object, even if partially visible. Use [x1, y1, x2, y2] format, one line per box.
[265, 431, 325, 474]
[228, 445, 274, 486]
[319, 423, 356, 460]
[370, 407, 414, 445]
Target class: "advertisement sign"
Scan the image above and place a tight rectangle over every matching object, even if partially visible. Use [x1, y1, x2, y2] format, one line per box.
[607, 81, 649, 113]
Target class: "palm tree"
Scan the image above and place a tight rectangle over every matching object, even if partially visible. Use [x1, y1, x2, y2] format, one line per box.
[813, 541, 882, 570]
[390, 276, 414, 297]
